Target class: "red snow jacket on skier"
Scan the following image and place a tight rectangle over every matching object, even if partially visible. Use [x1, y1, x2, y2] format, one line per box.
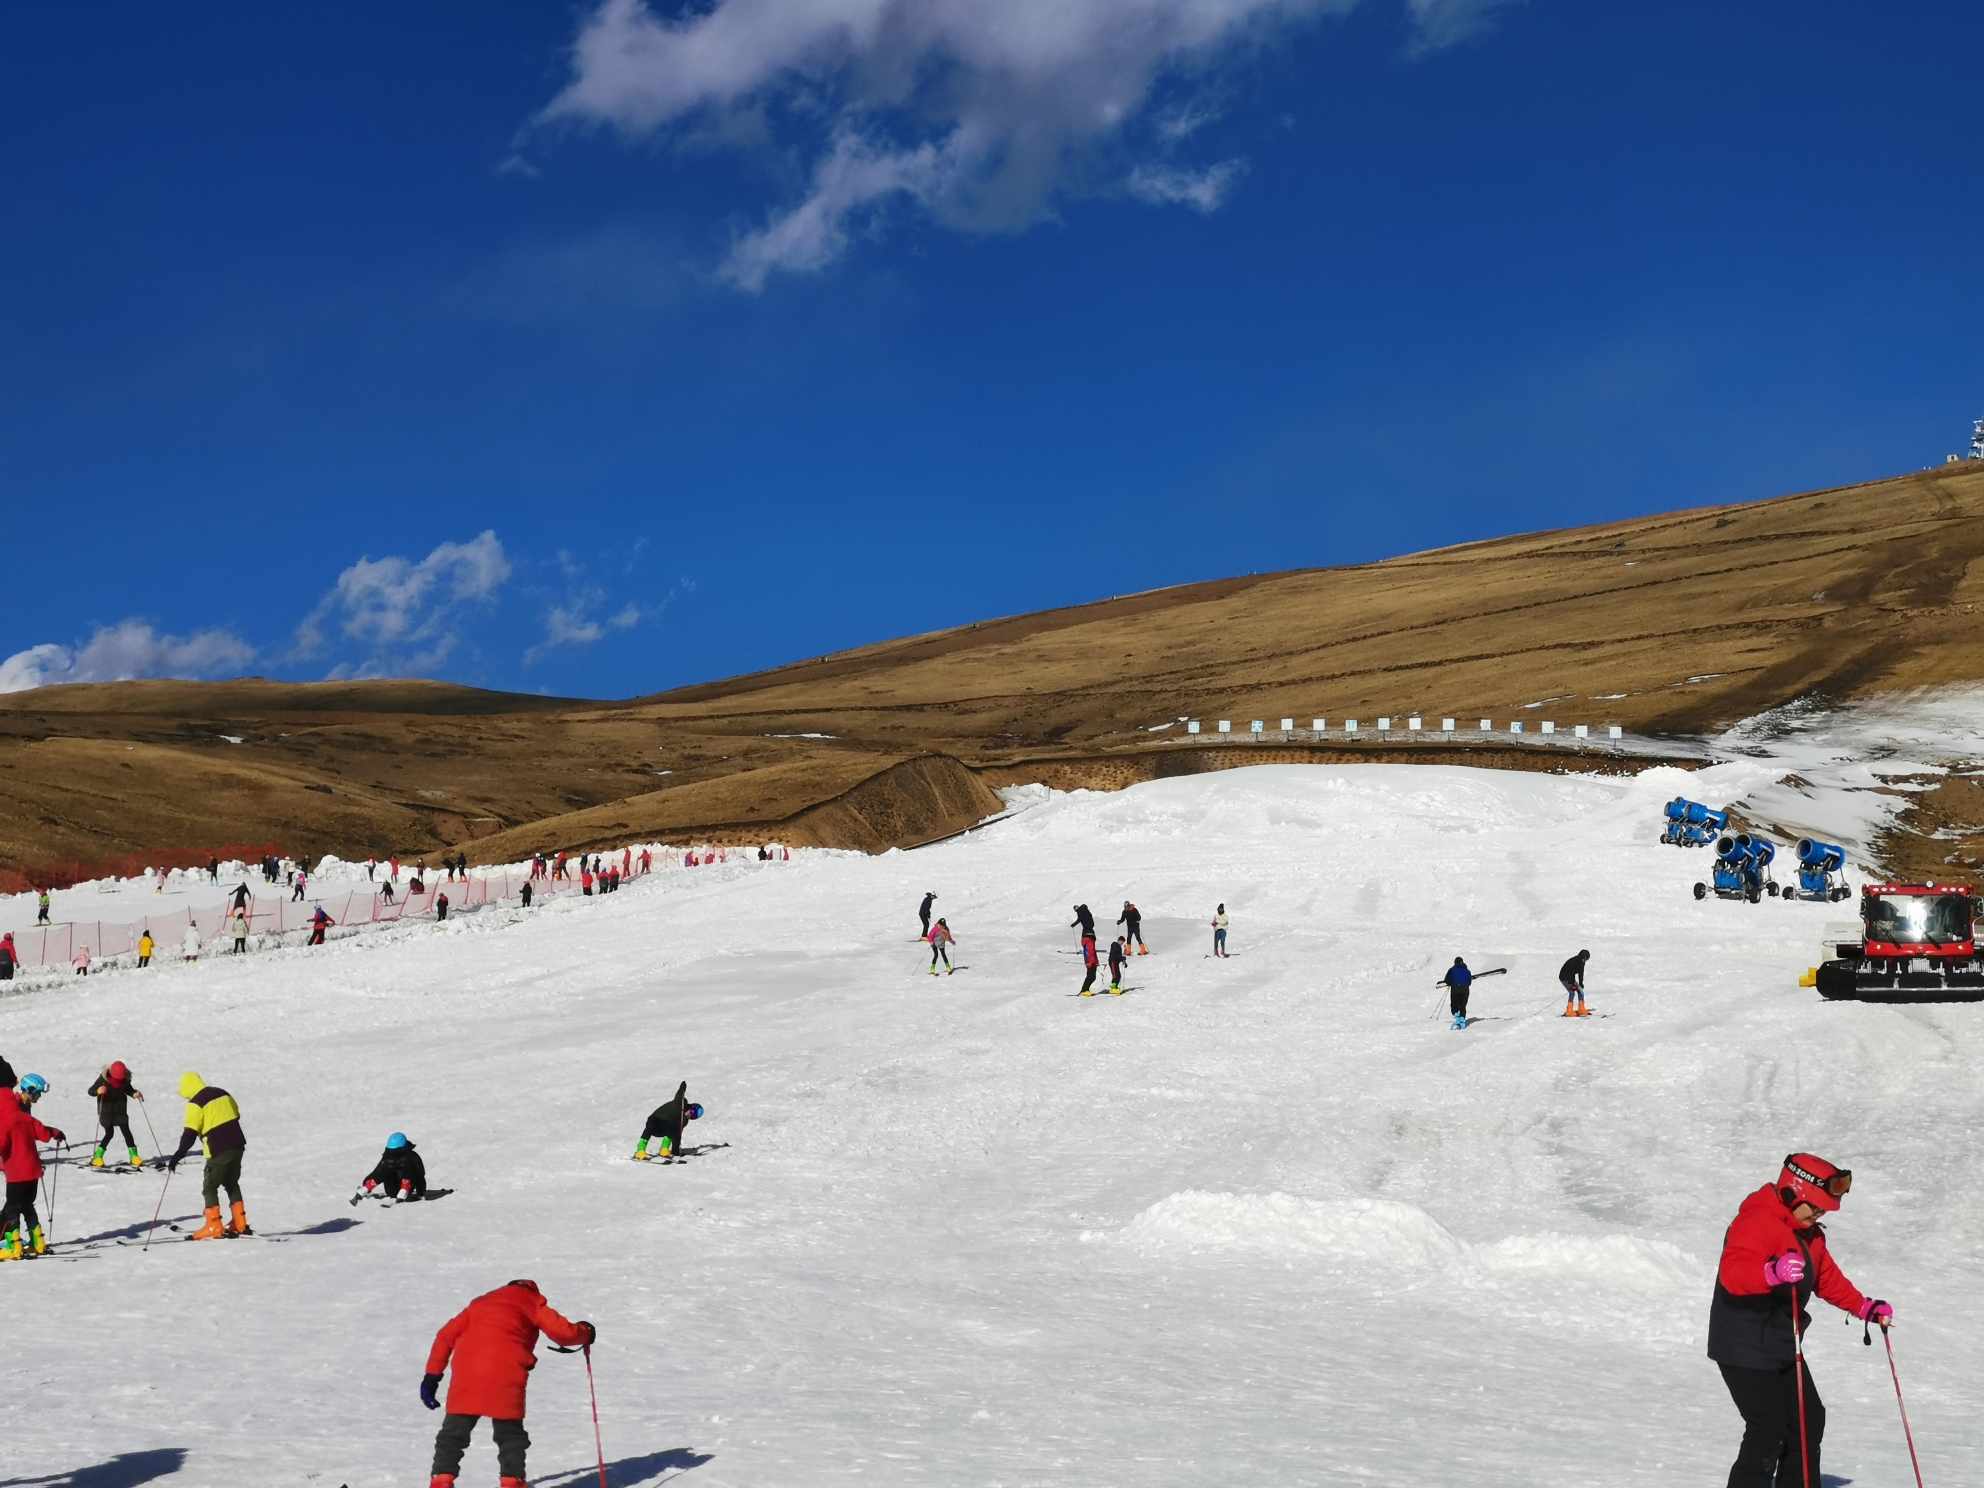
[424, 1279, 591, 1419]
[0, 1095, 57, 1182]
[1706, 1183, 1868, 1369]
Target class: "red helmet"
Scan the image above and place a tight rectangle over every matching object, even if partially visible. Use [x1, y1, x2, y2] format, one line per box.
[108, 1061, 129, 1084]
[1779, 1152, 1851, 1212]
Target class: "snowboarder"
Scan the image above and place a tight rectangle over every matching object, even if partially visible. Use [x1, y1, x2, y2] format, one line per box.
[1708, 1153, 1891, 1488]
[87, 1062, 145, 1169]
[183, 923, 202, 963]
[420, 1278, 596, 1488]
[0, 931, 16, 982]
[633, 1081, 702, 1161]
[926, 918, 955, 975]
[138, 931, 154, 967]
[1560, 949, 1590, 1017]
[164, 1070, 249, 1239]
[919, 891, 937, 937]
[1211, 905, 1229, 957]
[231, 911, 249, 954]
[1442, 957, 1473, 1029]
[1077, 932, 1100, 995]
[1117, 901, 1146, 954]
[0, 1074, 64, 1259]
[1107, 936, 1127, 992]
[1070, 904, 1096, 940]
[357, 1132, 428, 1202]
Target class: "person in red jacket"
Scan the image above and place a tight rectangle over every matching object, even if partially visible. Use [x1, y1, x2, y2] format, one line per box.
[0, 1074, 66, 1259]
[1707, 1153, 1893, 1487]
[420, 1279, 596, 1488]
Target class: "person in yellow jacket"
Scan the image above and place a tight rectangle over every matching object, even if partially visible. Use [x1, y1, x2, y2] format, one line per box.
[138, 932, 155, 968]
[165, 1071, 249, 1238]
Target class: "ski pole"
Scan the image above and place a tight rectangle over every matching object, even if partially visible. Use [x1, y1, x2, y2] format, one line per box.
[1881, 1325, 1926, 1488]
[139, 1097, 163, 1163]
[144, 1164, 174, 1251]
[1791, 1287, 1812, 1488]
[584, 1344, 608, 1488]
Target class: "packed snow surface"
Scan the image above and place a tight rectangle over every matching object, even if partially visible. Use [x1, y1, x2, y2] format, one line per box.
[4, 761, 1980, 1486]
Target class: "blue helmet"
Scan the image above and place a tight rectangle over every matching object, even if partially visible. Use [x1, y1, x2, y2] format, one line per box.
[686, 1103, 704, 1121]
[385, 1132, 408, 1150]
[18, 1074, 48, 1097]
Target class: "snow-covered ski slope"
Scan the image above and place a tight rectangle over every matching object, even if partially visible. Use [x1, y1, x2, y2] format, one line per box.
[3, 762, 1977, 1486]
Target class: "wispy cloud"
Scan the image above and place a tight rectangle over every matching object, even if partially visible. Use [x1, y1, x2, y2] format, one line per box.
[297, 531, 512, 676]
[0, 620, 254, 695]
[524, 591, 644, 665]
[533, 0, 1516, 289]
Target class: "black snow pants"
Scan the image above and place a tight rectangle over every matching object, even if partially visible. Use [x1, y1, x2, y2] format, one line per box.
[98, 1117, 137, 1152]
[930, 943, 950, 970]
[432, 1414, 529, 1479]
[1, 1178, 41, 1239]
[1448, 983, 1470, 1018]
[1719, 1361, 1822, 1488]
[1080, 962, 1099, 993]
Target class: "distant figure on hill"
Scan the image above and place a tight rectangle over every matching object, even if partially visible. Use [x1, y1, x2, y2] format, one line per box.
[207, 857, 219, 884]
[1211, 905, 1229, 957]
[72, 945, 90, 977]
[380, 879, 396, 906]
[36, 890, 50, 926]
[0, 932, 20, 981]
[309, 906, 333, 944]
[926, 918, 955, 975]
[230, 912, 248, 954]
[634, 1081, 702, 1161]
[232, 882, 251, 912]
[138, 932, 154, 967]
[919, 891, 937, 937]
[519, 881, 533, 909]
[184, 923, 203, 963]
[291, 870, 306, 902]
[1442, 957, 1473, 1030]
[436, 892, 450, 923]
[1117, 901, 1146, 954]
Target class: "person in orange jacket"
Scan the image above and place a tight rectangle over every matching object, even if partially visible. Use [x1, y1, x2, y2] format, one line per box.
[420, 1279, 596, 1488]
[1707, 1153, 1892, 1487]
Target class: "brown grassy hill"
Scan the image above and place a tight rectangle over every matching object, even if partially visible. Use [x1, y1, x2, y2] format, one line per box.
[5, 461, 1983, 871]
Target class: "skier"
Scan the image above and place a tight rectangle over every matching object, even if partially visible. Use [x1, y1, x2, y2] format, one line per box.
[1077, 931, 1100, 995]
[1107, 936, 1127, 992]
[1211, 904, 1229, 957]
[0, 931, 16, 982]
[436, 892, 450, 923]
[919, 891, 937, 937]
[0, 1074, 64, 1259]
[519, 881, 533, 909]
[72, 944, 91, 976]
[1442, 957, 1473, 1030]
[231, 910, 249, 954]
[310, 905, 333, 944]
[232, 881, 251, 912]
[381, 878, 397, 905]
[1560, 949, 1591, 1017]
[164, 1070, 249, 1239]
[358, 1132, 428, 1201]
[1708, 1153, 1891, 1487]
[87, 1062, 146, 1169]
[138, 930, 154, 967]
[291, 870, 307, 902]
[420, 1278, 596, 1488]
[926, 918, 956, 975]
[633, 1081, 703, 1161]
[581, 868, 594, 897]
[36, 889, 50, 925]
[183, 923, 202, 963]
[1070, 904, 1096, 940]
[1117, 901, 1146, 954]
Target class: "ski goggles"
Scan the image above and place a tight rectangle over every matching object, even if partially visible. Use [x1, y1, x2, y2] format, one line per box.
[1785, 1156, 1851, 1197]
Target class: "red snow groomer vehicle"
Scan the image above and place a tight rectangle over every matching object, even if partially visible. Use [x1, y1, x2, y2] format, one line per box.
[1816, 883, 1984, 1002]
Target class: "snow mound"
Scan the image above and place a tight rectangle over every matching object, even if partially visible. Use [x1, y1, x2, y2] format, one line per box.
[1471, 1231, 1704, 1294]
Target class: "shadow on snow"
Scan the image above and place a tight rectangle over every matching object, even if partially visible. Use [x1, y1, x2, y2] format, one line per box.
[0, 1448, 189, 1487]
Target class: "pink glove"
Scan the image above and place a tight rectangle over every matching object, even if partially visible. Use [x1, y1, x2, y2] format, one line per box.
[1859, 1298, 1892, 1324]
[1763, 1251, 1806, 1287]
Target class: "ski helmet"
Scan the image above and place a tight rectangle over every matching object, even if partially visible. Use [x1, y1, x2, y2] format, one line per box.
[18, 1073, 47, 1097]
[386, 1132, 408, 1150]
[686, 1103, 704, 1121]
[1778, 1153, 1851, 1212]
[108, 1060, 130, 1084]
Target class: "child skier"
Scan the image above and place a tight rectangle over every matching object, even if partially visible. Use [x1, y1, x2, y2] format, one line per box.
[1708, 1153, 1891, 1487]
[0, 1074, 65, 1258]
[633, 1081, 703, 1161]
[165, 1070, 249, 1239]
[927, 918, 956, 975]
[1560, 949, 1591, 1017]
[1077, 932, 1100, 995]
[421, 1279, 596, 1488]
[1442, 957, 1473, 1029]
[357, 1132, 428, 1202]
[1117, 901, 1147, 954]
[87, 1062, 146, 1168]
[1107, 936, 1127, 992]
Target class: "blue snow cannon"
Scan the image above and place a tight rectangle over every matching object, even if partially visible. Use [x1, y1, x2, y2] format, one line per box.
[1661, 797, 1728, 847]
[1696, 833, 1777, 903]
[1789, 838, 1849, 903]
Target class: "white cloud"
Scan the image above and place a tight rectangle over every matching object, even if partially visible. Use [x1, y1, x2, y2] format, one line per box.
[524, 591, 644, 665]
[0, 621, 255, 695]
[537, 0, 1517, 286]
[297, 531, 512, 674]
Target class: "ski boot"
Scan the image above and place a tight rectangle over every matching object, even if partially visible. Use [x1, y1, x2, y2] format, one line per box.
[90, 1146, 106, 1168]
[127, 1147, 144, 1168]
[0, 1228, 18, 1261]
[1078, 989, 1095, 996]
[1452, 1013, 1466, 1030]
[227, 1201, 251, 1237]
[1138, 945, 1148, 955]
[632, 1141, 650, 1161]
[31, 1225, 46, 1255]
[1562, 1002, 1576, 1018]
[428, 1476, 456, 1488]
[500, 1479, 527, 1488]
[190, 1206, 227, 1240]
[1575, 1004, 1592, 1017]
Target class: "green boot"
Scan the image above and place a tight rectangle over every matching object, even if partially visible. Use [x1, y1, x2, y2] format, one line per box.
[127, 1147, 144, 1168]
[0, 1228, 19, 1261]
[31, 1226, 45, 1255]
[90, 1146, 106, 1168]
[632, 1140, 650, 1161]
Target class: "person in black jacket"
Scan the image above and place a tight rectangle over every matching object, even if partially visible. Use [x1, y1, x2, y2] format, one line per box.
[87, 1061, 146, 1168]
[357, 1133, 427, 1202]
[918, 891, 937, 938]
[1442, 958, 1474, 1029]
[633, 1081, 702, 1161]
[1560, 949, 1591, 1017]
[1116, 901, 1145, 954]
[1070, 904, 1095, 939]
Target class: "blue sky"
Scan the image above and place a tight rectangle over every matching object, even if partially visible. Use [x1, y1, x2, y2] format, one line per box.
[2, 1, 1979, 699]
